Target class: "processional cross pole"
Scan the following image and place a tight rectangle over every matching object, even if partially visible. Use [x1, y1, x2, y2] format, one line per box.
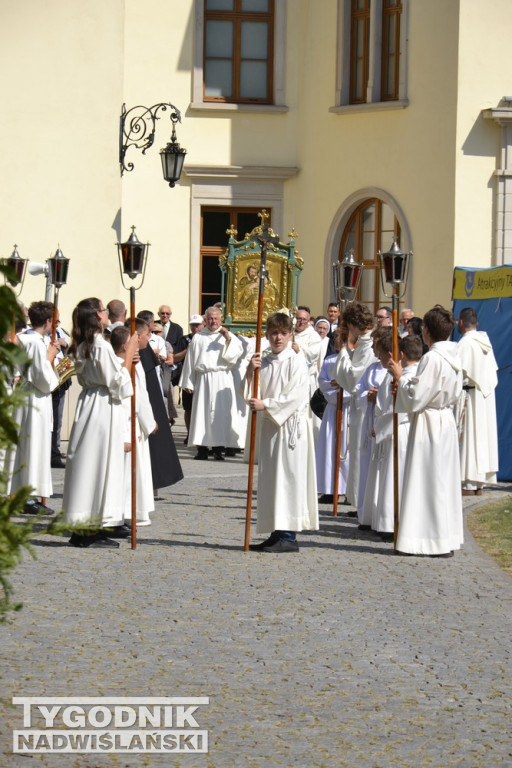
[331, 249, 363, 517]
[378, 237, 412, 550]
[244, 210, 280, 552]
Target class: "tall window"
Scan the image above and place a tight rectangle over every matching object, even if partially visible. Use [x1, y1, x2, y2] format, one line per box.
[381, 0, 402, 101]
[339, 198, 400, 317]
[200, 207, 268, 313]
[349, 0, 371, 104]
[204, 0, 274, 104]
[336, 0, 408, 108]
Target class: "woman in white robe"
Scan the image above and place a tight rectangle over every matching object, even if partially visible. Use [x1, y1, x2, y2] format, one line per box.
[315, 353, 350, 499]
[390, 306, 463, 556]
[63, 298, 136, 547]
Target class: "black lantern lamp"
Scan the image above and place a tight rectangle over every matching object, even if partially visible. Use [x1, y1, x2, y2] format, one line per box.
[4, 244, 28, 295]
[46, 246, 70, 349]
[119, 102, 186, 187]
[47, 246, 70, 289]
[160, 113, 187, 187]
[378, 236, 411, 297]
[116, 225, 150, 288]
[115, 225, 150, 552]
[378, 235, 412, 551]
[332, 247, 363, 308]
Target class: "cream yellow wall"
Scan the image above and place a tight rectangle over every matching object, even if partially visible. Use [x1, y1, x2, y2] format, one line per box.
[454, 0, 512, 270]
[3, 0, 510, 334]
[0, 0, 126, 330]
[287, 0, 462, 316]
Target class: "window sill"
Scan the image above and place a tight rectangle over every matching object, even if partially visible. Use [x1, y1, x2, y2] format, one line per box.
[329, 100, 409, 115]
[189, 101, 289, 114]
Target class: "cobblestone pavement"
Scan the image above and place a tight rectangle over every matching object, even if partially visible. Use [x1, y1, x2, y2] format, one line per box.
[1, 411, 511, 768]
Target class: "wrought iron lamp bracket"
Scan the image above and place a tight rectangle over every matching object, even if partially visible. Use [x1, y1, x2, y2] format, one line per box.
[119, 102, 182, 176]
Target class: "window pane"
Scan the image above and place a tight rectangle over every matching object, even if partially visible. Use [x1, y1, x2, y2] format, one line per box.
[359, 268, 376, 307]
[241, 21, 268, 59]
[240, 61, 267, 99]
[362, 230, 375, 263]
[380, 203, 395, 234]
[202, 211, 231, 246]
[242, 0, 269, 11]
[362, 204, 375, 233]
[202, 256, 223, 293]
[206, 0, 234, 9]
[237, 212, 262, 236]
[205, 20, 233, 57]
[205, 60, 233, 97]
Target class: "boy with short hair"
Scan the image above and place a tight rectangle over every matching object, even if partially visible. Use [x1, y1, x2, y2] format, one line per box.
[10, 301, 60, 513]
[369, 334, 423, 540]
[245, 312, 319, 552]
[389, 305, 463, 557]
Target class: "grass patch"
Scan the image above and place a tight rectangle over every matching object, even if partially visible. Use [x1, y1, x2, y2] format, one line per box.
[468, 497, 512, 577]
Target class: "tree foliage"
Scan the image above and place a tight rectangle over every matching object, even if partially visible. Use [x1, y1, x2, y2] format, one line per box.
[0, 266, 35, 621]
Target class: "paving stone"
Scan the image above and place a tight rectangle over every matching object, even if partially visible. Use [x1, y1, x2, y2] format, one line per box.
[1, 411, 511, 767]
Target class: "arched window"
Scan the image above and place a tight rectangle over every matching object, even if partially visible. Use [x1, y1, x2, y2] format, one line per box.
[339, 198, 401, 316]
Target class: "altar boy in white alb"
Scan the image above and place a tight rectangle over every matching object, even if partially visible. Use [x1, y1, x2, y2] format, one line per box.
[245, 312, 319, 553]
[389, 305, 463, 557]
[10, 301, 60, 514]
[456, 307, 499, 496]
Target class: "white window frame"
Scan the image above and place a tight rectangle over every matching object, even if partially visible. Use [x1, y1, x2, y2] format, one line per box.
[483, 101, 512, 265]
[191, 0, 288, 113]
[330, 0, 409, 115]
[184, 164, 298, 315]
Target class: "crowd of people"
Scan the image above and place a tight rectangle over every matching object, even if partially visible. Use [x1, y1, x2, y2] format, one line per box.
[3, 294, 499, 557]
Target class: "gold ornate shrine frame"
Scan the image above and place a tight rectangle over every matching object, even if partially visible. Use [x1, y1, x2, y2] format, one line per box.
[219, 213, 303, 334]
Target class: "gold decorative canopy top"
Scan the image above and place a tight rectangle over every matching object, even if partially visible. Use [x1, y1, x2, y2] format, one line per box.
[226, 225, 238, 239]
[288, 227, 299, 240]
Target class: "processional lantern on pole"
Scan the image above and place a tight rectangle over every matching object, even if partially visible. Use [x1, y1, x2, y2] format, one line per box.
[331, 248, 363, 517]
[2, 245, 28, 341]
[4, 245, 28, 295]
[116, 226, 150, 550]
[243, 210, 281, 552]
[47, 246, 70, 356]
[378, 235, 412, 549]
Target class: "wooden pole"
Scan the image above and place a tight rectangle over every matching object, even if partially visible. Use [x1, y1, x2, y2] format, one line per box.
[332, 386, 343, 516]
[392, 290, 400, 550]
[50, 287, 60, 364]
[243, 246, 267, 552]
[130, 286, 137, 550]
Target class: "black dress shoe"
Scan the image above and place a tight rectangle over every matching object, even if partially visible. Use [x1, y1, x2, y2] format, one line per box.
[358, 524, 371, 531]
[51, 457, 66, 469]
[224, 448, 237, 457]
[212, 450, 225, 461]
[194, 447, 209, 460]
[249, 533, 280, 551]
[105, 524, 131, 539]
[23, 500, 54, 515]
[379, 532, 394, 542]
[318, 494, 334, 504]
[69, 532, 120, 549]
[346, 510, 358, 517]
[262, 539, 299, 553]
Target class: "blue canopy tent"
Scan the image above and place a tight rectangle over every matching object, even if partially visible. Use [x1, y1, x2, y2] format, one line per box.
[452, 265, 512, 481]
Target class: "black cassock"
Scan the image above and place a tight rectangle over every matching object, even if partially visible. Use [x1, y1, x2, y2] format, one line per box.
[139, 346, 184, 489]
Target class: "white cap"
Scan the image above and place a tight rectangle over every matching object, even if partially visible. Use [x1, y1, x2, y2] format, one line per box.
[189, 314, 204, 325]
